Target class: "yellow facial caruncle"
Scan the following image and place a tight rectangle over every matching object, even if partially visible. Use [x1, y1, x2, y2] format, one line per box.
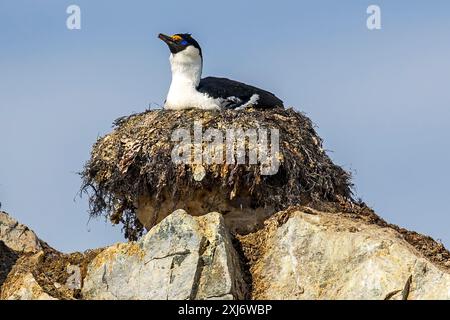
[171, 35, 183, 41]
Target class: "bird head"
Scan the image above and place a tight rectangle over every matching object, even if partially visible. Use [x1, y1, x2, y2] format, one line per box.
[158, 33, 202, 58]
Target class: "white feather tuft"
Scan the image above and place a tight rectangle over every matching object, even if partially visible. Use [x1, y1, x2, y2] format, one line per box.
[235, 94, 260, 110]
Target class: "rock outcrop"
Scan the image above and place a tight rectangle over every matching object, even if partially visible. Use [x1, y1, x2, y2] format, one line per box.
[239, 209, 450, 300]
[82, 210, 247, 300]
[1, 252, 57, 300]
[0, 211, 97, 300]
[1, 208, 450, 300]
[0, 211, 42, 254]
[0, 211, 46, 299]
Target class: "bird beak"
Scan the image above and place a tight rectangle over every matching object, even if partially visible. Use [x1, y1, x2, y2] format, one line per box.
[158, 33, 187, 54]
[158, 33, 174, 46]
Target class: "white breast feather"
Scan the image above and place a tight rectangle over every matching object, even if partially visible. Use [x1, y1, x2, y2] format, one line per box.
[165, 46, 220, 110]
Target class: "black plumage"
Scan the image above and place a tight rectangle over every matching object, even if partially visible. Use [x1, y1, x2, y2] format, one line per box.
[197, 77, 284, 109]
[159, 33, 284, 110]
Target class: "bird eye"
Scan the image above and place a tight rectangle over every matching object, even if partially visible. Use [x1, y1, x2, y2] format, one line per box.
[180, 40, 188, 46]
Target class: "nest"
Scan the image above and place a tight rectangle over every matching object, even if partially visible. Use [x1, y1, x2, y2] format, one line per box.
[80, 107, 353, 240]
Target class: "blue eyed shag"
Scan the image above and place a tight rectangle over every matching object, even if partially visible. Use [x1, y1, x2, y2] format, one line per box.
[158, 33, 284, 110]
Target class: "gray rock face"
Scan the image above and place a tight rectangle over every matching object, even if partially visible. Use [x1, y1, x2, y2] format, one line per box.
[0, 211, 42, 253]
[82, 210, 247, 300]
[2, 208, 450, 300]
[136, 190, 274, 236]
[0, 211, 43, 292]
[0, 241, 18, 287]
[249, 210, 450, 300]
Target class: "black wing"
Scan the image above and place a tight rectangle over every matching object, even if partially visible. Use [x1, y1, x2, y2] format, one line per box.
[197, 77, 284, 109]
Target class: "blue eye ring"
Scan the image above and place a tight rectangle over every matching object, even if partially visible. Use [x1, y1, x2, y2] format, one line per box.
[180, 40, 188, 46]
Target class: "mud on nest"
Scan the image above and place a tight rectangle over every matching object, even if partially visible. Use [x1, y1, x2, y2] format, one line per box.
[80, 107, 353, 240]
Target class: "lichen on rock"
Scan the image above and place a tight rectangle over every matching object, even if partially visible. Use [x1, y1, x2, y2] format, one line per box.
[81, 210, 247, 300]
[239, 208, 450, 300]
[2, 207, 450, 300]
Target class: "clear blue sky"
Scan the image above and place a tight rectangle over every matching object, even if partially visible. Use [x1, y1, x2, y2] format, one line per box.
[1, 0, 449, 252]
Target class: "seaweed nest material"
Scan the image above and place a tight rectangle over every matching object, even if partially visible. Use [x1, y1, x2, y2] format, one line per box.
[81, 107, 353, 240]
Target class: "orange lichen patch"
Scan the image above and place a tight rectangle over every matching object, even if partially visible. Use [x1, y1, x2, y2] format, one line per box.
[89, 243, 145, 271]
[238, 205, 450, 299]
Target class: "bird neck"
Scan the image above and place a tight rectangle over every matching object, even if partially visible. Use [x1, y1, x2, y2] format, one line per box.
[169, 49, 203, 88]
